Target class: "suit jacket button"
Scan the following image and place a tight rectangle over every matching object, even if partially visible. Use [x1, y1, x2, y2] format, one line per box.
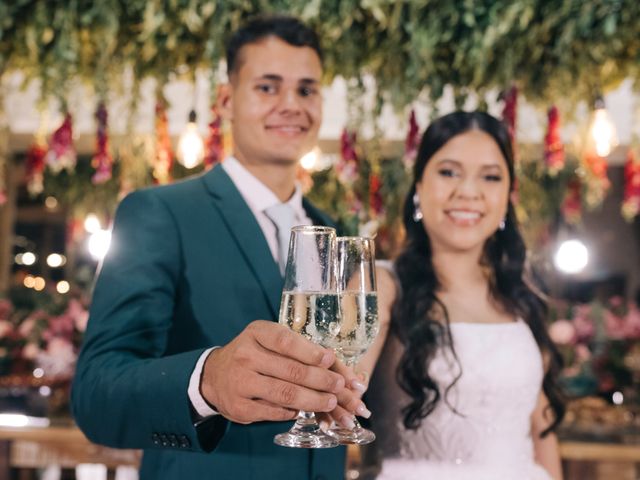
[151, 433, 160, 445]
[179, 435, 191, 448]
[168, 434, 178, 447]
[159, 433, 169, 447]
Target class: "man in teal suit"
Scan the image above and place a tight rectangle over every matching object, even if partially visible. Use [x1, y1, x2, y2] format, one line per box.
[72, 16, 369, 480]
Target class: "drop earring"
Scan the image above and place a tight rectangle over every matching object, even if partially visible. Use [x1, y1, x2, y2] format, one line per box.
[412, 193, 423, 222]
[498, 218, 506, 231]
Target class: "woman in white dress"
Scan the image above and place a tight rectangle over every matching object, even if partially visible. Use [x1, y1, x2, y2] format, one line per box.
[360, 111, 565, 479]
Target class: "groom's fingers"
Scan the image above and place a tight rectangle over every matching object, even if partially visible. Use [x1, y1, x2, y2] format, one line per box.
[201, 320, 344, 424]
[230, 398, 297, 424]
[247, 374, 338, 413]
[254, 347, 345, 394]
[251, 320, 336, 368]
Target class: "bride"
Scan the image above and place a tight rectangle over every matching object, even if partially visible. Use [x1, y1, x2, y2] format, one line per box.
[360, 111, 565, 479]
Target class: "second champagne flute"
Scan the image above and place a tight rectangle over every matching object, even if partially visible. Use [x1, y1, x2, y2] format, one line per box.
[328, 236, 379, 444]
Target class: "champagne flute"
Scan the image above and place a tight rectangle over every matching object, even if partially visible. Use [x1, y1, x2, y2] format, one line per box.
[328, 236, 379, 444]
[274, 226, 340, 448]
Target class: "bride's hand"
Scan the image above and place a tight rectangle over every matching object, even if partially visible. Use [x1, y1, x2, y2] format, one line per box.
[318, 360, 371, 430]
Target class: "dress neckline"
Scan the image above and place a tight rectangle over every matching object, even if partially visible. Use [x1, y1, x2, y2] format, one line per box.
[448, 318, 522, 327]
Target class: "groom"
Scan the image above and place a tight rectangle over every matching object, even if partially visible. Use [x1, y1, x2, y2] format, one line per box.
[72, 15, 368, 480]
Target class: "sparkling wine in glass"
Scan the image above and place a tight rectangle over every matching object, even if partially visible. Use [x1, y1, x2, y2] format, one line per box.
[328, 236, 379, 445]
[274, 226, 340, 449]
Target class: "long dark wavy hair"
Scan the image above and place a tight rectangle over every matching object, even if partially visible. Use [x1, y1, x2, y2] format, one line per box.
[392, 111, 565, 436]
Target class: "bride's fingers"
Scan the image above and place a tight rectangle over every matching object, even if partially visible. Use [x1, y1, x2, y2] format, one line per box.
[326, 405, 357, 429]
[331, 359, 368, 396]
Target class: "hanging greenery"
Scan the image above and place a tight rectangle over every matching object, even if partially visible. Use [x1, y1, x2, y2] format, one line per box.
[1, 1, 639, 109]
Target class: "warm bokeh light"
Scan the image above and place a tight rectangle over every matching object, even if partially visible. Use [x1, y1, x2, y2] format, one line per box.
[554, 239, 589, 274]
[46, 253, 66, 268]
[33, 276, 46, 291]
[39, 386, 52, 397]
[300, 148, 321, 171]
[588, 102, 618, 157]
[177, 116, 205, 169]
[0, 414, 50, 428]
[56, 280, 70, 294]
[23, 275, 35, 288]
[612, 391, 624, 405]
[88, 229, 112, 260]
[45, 196, 58, 209]
[21, 251, 36, 266]
[84, 214, 101, 234]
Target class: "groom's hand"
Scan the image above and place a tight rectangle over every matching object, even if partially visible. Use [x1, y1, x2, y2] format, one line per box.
[200, 320, 346, 424]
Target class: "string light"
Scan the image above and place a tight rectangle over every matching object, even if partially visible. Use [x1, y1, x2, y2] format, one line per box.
[56, 280, 70, 294]
[46, 253, 66, 268]
[587, 96, 618, 157]
[300, 148, 321, 170]
[177, 110, 205, 169]
[33, 276, 46, 291]
[554, 239, 589, 274]
[84, 214, 101, 234]
[17, 252, 37, 266]
[88, 229, 112, 260]
[23, 275, 35, 288]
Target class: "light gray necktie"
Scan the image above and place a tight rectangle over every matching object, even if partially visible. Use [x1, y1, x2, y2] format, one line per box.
[264, 203, 297, 275]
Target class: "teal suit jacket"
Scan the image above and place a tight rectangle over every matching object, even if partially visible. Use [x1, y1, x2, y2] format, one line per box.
[71, 165, 345, 480]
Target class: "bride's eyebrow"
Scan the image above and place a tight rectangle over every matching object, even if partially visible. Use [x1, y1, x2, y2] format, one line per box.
[435, 159, 461, 167]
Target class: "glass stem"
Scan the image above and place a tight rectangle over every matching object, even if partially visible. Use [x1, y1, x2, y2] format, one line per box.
[294, 410, 322, 432]
[346, 358, 363, 430]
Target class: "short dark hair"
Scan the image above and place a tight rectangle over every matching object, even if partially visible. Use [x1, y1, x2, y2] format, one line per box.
[226, 15, 323, 77]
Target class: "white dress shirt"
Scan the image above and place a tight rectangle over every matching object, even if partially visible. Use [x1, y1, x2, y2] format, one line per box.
[188, 157, 312, 418]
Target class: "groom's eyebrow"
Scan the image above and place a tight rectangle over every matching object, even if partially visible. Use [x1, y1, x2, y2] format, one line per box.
[258, 74, 283, 82]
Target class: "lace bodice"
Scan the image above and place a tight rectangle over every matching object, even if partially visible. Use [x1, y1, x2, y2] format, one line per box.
[366, 320, 550, 480]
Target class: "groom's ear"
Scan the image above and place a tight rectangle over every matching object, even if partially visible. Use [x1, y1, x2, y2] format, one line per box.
[217, 84, 233, 122]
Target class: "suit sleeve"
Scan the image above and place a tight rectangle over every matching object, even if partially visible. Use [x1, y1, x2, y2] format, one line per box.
[71, 189, 229, 452]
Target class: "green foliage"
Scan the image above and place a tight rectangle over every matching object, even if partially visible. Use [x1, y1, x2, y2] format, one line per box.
[1, 1, 639, 108]
[42, 152, 203, 219]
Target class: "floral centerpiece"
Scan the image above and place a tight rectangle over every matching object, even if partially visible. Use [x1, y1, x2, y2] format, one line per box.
[549, 296, 640, 403]
[0, 287, 88, 416]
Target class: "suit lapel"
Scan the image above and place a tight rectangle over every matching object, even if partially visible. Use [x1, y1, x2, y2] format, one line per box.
[202, 165, 283, 318]
[303, 198, 338, 230]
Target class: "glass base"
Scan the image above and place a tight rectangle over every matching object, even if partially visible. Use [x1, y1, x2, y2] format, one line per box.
[274, 412, 339, 448]
[327, 424, 376, 445]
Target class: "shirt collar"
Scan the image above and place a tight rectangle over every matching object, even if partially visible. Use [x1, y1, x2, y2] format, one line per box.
[221, 156, 306, 218]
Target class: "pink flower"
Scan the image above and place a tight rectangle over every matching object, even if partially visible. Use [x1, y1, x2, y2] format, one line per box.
[22, 342, 40, 360]
[623, 307, 640, 339]
[66, 299, 89, 332]
[46, 313, 75, 339]
[37, 337, 77, 377]
[18, 318, 36, 337]
[609, 296, 624, 308]
[0, 320, 12, 338]
[0, 299, 12, 320]
[604, 310, 626, 340]
[575, 344, 592, 362]
[572, 311, 595, 342]
[549, 319, 576, 345]
[46, 337, 74, 356]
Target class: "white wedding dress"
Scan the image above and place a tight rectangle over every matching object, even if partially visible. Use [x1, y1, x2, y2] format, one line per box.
[366, 320, 551, 480]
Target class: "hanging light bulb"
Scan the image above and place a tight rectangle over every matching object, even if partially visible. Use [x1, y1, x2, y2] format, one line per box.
[554, 239, 589, 274]
[587, 96, 618, 157]
[300, 147, 322, 171]
[177, 110, 205, 169]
